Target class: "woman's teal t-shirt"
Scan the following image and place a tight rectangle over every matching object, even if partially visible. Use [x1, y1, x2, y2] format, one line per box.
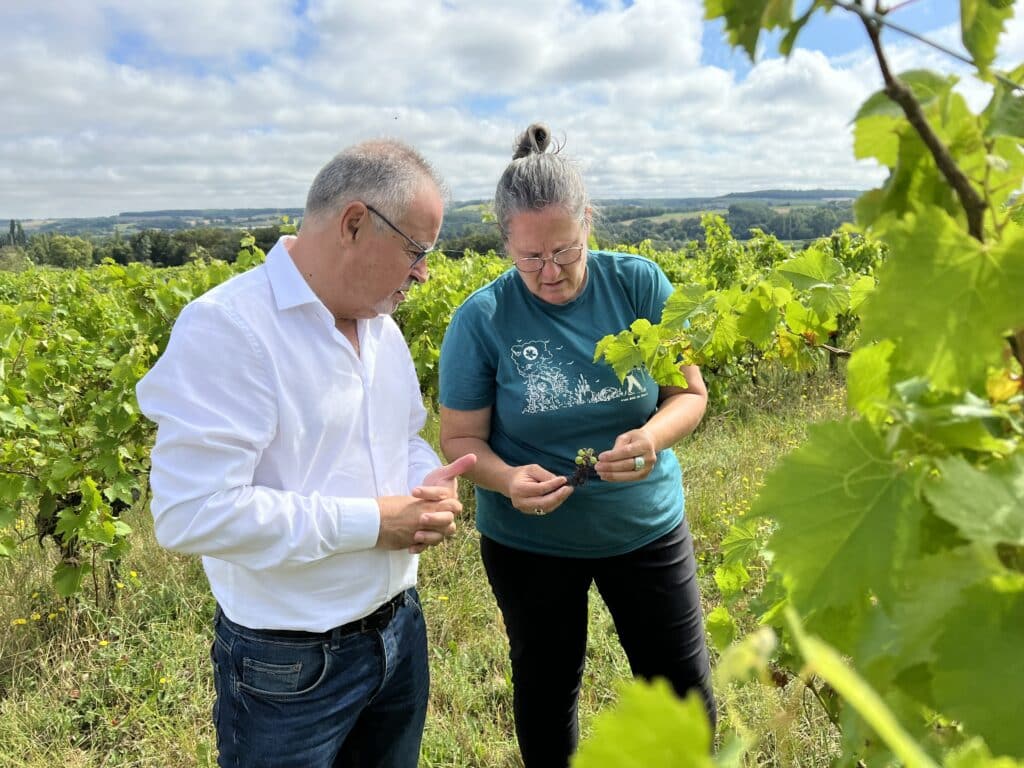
[438, 251, 686, 558]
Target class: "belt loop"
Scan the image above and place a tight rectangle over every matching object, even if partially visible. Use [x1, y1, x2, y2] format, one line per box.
[329, 624, 342, 651]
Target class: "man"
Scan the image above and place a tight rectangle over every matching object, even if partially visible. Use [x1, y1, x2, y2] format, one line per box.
[136, 139, 476, 767]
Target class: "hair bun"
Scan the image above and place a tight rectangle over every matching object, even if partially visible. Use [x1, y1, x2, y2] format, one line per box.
[513, 123, 551, 160]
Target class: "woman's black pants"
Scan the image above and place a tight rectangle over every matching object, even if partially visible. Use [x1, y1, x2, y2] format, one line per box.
[480, 518, 716, 768]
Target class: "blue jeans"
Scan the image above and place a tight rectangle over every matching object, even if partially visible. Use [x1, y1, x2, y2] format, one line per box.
[210, 588, 429, 767]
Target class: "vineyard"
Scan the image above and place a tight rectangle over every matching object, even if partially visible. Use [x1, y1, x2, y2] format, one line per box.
[2, 1, 1024, 766]
[1, 219, 863, 598]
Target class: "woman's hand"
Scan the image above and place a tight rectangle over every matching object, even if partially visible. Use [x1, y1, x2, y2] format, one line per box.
[507, 464, 573, 516]
[595, 428, 657, 482]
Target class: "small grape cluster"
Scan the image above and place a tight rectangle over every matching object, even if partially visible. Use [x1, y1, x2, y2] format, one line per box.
[566, 448, 599, 487]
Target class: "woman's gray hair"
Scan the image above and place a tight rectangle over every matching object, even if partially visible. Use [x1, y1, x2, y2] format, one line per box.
[304, 139, 447, 226]
[494, 123, 590, 239]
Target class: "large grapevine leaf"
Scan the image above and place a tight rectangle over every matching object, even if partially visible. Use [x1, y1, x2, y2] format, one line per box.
[860, 210, 1024, 391]
[775, 248, 843, 290]
[752, 420, 927, 634]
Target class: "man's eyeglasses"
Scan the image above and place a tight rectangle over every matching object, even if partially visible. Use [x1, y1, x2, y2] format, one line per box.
[365, 204, 432, 269]
[513, 245, 585, 273]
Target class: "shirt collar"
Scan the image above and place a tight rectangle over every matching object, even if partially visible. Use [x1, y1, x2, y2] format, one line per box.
[266, 236, 322, 311]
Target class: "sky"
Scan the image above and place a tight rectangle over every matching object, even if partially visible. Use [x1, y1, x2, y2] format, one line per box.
[2, 0, 1022, 219]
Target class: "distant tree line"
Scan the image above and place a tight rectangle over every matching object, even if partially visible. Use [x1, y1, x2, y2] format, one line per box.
[0, 220, 289, 270]
[438, 201, 854, 255]
[593, 201, 853, 250]
[1, 200, 853, 271]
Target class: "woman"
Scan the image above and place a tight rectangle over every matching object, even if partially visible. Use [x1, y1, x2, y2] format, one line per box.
[438, 124, 715, 767]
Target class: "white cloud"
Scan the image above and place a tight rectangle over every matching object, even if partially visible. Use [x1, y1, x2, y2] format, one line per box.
[2, 0, 1013, 218]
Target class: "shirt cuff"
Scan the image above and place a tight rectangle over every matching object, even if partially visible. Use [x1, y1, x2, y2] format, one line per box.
[333, 497, 382, 552]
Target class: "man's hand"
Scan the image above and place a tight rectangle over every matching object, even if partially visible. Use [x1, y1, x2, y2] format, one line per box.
[376, 495, 461, 553]
[387, 453, 477, 554]
[415, 453, 477, 500]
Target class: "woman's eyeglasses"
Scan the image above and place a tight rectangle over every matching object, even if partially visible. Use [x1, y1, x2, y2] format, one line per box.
[513, 245, 585, 273]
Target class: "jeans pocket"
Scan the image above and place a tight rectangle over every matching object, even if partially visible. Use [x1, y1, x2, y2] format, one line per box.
[406, 587, 424, 619]
[238, 641, 331, 700]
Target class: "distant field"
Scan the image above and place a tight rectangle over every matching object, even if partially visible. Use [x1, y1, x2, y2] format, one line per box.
[622, 209, 728, 225]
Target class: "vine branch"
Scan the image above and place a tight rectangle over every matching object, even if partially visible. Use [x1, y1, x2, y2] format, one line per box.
[0, 466, 38, 479]
[833, 0, 1024, 93]
[854, 4, 988, 242]
[804, 676, 842, 731]
[820, 343, 851, 358]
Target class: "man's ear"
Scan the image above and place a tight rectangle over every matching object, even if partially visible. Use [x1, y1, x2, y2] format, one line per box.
[339, 201, 368, 243]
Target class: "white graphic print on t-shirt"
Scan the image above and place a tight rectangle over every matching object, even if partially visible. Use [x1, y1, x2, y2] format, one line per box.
[510, 339, 648, 414]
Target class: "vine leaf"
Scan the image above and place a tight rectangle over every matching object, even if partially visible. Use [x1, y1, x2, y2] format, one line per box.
[706, 605, 738, 652]
[961, 0, 1016, 75]
[926, 454, 1024, 546]
[854, 71, 957, 168]
[53, 562, 90, 598]
[861, 210, 1024, 391]
[856, 547, 995, 686]
[932, 577, 1024, 756]
[945, 737, 1024, 767]
[776, 248, 843, 290]
[593, 330, 645, 382]
[752, 420, 926, 640]
[734, 283, 777, 347]
[721, 521, 760, 566]
[660, 284, 710, 331]
[787, 608, 942, 768]
[572, 682, 714, 767]
[846, 340, 894, 424]
[983, 64, 1024, 139]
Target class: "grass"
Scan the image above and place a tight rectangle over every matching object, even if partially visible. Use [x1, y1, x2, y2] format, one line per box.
[0, 371, 847, 767]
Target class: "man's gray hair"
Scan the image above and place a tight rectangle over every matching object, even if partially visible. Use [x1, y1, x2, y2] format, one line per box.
[494, 123, 590, 239]
[305, 139, 447, 225]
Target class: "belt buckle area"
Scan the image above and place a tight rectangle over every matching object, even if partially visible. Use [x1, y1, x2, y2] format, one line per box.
[358, 592, 403, 633]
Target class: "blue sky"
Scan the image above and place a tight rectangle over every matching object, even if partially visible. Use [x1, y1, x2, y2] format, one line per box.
[0, 0, 1019, 218]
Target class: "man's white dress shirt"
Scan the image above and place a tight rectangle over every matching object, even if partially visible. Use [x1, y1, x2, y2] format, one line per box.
[136, 237, 441, 631]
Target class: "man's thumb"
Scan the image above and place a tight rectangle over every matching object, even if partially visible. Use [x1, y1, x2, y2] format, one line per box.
[434, 453, 477, 481]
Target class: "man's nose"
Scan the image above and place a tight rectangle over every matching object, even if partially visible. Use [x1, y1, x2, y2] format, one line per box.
[410, 257, 429, 283]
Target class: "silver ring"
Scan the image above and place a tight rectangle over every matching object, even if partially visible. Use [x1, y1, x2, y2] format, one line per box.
[633, 455, 645, 471]
[532, 507, 545, 516]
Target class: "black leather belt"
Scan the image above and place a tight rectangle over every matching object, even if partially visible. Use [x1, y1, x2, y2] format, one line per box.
[239, 591, 407, 640]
